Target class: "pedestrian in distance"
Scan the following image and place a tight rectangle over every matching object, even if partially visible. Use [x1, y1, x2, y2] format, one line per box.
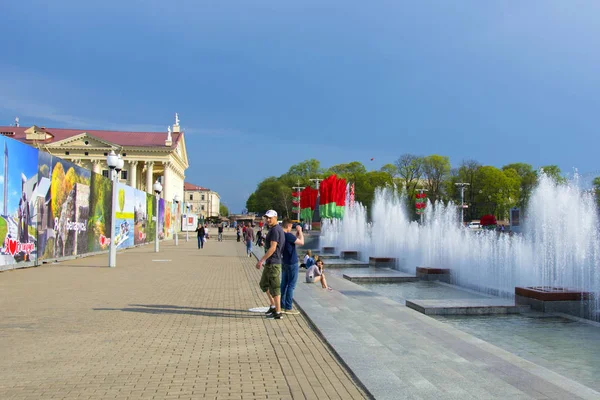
[280, 219, 304, 314]
[195, 223, 206, 249]
[244, 222, 255, 257]
[256, 210, 286, 320]
[218, 224, 224, 241]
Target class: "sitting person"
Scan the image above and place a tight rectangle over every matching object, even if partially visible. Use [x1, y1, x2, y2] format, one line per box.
[305, 259, 331, 290]
[301, 250, 314, 269]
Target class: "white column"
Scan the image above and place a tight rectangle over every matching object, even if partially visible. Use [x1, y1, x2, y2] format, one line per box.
[92, 160, 101, 174]
[163, 162, 170, 202]
[145, 161, 154, 194]
[129, 161, 138, 189]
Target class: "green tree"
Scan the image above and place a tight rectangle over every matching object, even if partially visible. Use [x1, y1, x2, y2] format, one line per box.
[246, 193, 258, 213]
[380, 163, 398, 179]
[286, 159, 323, 181]
[353, 171, 394, 212]
[248, 177, 293, 217]
[422, 155, 451, 203]
[540, 165, 566, 184]
[395, 154, 424, 198]
[473, 166, 520, 220]
[327, 162, 367, 185]
[593, 177, 600, 208]
[219, 204, 229, 217]
[502, 162, 537, 208]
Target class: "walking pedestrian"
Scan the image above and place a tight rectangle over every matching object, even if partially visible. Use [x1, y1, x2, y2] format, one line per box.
[256, 210, 285, 320]
[195, 223, 206, 249]
[218, 224, 224, 241]
[280, 219, 304, 314]
[244, 222, 255, 257]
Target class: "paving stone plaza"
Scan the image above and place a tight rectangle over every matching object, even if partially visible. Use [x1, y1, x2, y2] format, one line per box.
[2, 231, 600, 399]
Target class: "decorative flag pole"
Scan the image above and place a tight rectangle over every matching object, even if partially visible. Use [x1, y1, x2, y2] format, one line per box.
[415, 188, 428, 225]
[292, 180, 304, 222]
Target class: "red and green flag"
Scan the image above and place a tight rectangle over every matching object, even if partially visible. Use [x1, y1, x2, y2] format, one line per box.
[300, 186, 318, 221]
[319, 175, 347, 219]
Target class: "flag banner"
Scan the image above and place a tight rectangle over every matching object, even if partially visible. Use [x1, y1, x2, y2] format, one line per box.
[292, 191, 300, 197]
[318, 174, 347, 219]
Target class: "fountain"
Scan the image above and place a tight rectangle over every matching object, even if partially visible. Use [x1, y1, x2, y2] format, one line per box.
[322, 174, 600, 320]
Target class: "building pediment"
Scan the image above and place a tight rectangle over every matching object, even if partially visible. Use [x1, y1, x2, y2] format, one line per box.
[48, 132, 116, 149]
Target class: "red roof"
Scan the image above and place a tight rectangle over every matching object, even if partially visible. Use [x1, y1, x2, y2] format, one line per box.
[184, 182, 210, 191]
[0, 126, 182, 148]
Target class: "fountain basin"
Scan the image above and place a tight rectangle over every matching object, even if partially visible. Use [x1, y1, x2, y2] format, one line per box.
[515, 287, 595, 318]
[369, 257, 397, 268]
[340, 250, 360, 260]
[343, 269, 418, 283]
[407, 299, 530, 315]
[416, 266, 451, 283]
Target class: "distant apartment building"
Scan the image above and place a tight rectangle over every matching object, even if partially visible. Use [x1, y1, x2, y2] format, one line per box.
[184, 182, 220, 219]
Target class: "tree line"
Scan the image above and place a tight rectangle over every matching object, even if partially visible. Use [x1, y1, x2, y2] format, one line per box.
[246, 156, 598, 222]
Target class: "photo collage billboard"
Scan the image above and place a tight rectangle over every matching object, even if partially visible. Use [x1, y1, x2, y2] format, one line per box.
[0, 136, 174, 270]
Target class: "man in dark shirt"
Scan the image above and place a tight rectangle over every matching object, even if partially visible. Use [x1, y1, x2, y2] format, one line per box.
[244, 223, 255, 257]
[195, 223, 205, 249]
[218, 224, 224, 242]
[256, 210, 286, 319]
[280, 219, 304, 314]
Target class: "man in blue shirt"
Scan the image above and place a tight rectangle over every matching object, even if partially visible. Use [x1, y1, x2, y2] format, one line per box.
[280, 218, 304, 314]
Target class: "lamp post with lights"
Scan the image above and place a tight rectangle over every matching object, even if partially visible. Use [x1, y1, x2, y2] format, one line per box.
[173, 194, 180, 246]
[107, 150, 124, 267]
[153, 180, 162, 253]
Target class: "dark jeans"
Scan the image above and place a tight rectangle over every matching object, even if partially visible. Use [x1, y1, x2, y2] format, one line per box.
[281, 262, 299, 310]
[197, 236, 203, 248]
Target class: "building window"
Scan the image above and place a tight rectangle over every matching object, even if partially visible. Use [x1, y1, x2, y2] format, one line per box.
[84, 152, 89, 156]
[201, 195, 205, 201]
[102, 170, 109, 178]
[65, 151, 70, 155]
[201, 205, 205, 211]
[189, 194, 193, 200]
[121, 170, 128, 180]
[103, 152, 108, 156]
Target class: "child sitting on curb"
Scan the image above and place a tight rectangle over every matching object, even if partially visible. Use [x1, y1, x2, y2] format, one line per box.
[305, 259, 332, 291]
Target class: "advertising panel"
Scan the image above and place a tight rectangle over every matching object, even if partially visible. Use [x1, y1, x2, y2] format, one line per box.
[0, 137, 39, 268]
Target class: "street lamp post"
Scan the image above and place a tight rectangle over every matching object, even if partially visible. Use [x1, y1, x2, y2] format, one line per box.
[107, 150, 124, 267]
[186, 202, 191, 242]
[173, 194, 180, 246]
[455, 182, 470, 226]
[153, 180, 163, 253]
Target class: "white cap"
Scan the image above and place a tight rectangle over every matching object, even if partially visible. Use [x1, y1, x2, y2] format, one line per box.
[264, 210, 278, 218]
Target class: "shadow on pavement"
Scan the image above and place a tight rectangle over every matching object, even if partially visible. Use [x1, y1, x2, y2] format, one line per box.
[129, 304, 250, 312]
[93, 306, 259, 318]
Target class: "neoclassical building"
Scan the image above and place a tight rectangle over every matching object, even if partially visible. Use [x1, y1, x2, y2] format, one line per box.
[0, 115, 189, 202]
[184, 182, 220, 219]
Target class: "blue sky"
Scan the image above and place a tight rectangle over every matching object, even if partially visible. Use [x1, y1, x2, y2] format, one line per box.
[2, 1, 600, 212]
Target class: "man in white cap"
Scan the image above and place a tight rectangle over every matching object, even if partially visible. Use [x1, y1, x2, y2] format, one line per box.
[256, 210, 286, 319]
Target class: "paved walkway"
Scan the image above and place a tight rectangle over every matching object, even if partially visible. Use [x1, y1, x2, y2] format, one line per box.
[0, 232, 367, 400]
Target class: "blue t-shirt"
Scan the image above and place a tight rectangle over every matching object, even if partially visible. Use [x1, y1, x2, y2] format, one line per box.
[265, 224, 285, 264]
[282, 232, 298, 265]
